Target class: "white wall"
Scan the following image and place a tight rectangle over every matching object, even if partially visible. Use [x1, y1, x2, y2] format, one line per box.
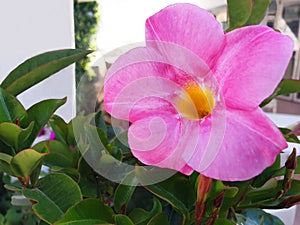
[97, 0, 226, 53]
[0, 0, 75, 121]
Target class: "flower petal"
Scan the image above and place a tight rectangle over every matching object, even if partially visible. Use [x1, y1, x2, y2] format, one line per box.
[214, 25, 294, 110]
[187, 108, 287, 181]
[104, 46, 212, 122]
[145, 3, 224, 68]
[129, 116, 195, 174]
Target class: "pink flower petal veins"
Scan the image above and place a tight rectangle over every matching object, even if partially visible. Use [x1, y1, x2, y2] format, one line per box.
[146, 3, 225, 68]
[129, 116, 196, 174]
[188, 108, 287, 181]
[214, 25, 294, 110]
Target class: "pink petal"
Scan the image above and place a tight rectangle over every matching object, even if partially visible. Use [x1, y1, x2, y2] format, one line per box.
[214, 26, 293, 110]
[129, 115, 195, 174]
[104, 46, 212, 122]
[145, 3, 225, 68]
[187, 108, 287, 181]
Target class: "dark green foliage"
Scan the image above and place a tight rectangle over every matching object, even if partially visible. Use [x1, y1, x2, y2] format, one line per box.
[74, 1, 100, 85]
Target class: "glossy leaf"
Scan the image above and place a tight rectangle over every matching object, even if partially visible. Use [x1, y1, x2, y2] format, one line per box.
[22, 173, 82, 224]
[114, 171, 138, 213]
[1, 49, 93, 96]
[20, 98, 66, 148]
[0, 88, 27, 123]
[136, 168, 194, 220]
[33, 140, 78, 169]
[227, 0, 252, 29]
[240, 209, 284, 225]
[129, 198, 162, 225]
[54, 199, 114, 225]
[114, 215, 134, 225]
[208, 180, 239, 199]
[77, 157, 98, 198]
[10, 149, 46, 178]
[0, 122, 34, 149]
[246, 0, 270, 25]
[147, 213, 169, 225]
[261, 79, 300, 107]
[0, 153, 12, 174]
[49, 115, 69, 144]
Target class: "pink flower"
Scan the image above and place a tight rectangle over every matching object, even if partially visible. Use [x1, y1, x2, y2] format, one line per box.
[104, 3, 293, 181]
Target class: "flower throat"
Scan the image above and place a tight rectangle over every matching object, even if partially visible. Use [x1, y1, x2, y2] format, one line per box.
[176, 82, 215, 120]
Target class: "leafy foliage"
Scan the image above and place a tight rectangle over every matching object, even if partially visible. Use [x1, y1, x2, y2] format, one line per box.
[0, 1, 299, 225]
[74, 1, 99, 84]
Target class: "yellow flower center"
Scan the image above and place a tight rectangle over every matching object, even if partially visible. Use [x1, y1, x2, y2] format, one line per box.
[176, 82, 215, 120]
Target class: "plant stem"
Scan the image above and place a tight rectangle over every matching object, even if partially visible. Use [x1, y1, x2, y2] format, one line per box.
[194, 174, 213, 225]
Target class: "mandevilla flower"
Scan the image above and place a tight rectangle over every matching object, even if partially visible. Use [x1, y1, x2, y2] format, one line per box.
[104, 3, 293, 181]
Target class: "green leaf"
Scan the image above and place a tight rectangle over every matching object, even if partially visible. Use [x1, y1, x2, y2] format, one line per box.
[77, 157, 98, 198]
[0, 122, 34, 149]
[10, 149, 46, 178]
[227, 0, 252, 29]
[54, 199, 114, 225]
[147, 213, 169, 225]
[0, 88, 27, 123]
[0, 153, 12, 174]
[261, 79, 300, 107]
[214, 218, 235, 225]
[49, 115, 69, 144]
[20, 98, 66, 148]
[240, 208, 284, 225]
[1, 49, 93, 96]
[114, 171, 138, 213]
[114, 215, 134, 225]
[129, 198, 163, 225]
[246, 0, 270, 25]
[208, 180, 239, 199]
[22, 173, 82, 224]
[279, 128, 300, 144]
[136, 168, 194, 221]
[33, 140, 78, 169]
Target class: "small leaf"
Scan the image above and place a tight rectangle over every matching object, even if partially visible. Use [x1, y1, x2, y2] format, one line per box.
[22, 173, 82, 224]
[261, 79, 300, 107]
[10, 149, 46, 178]
[227, 0, 252, 29]
[1, 49, 93, 96]
[279, 128, 300, 144]
[33, 140, 78, 169]
[20, 98, 66, 148]
[0, 122, 34, 149]
[0, 153, 12, 174]
[208, 180, 239, 199]
[49, 115, 69, 144]
[246, 0, 270, 25]
[114, 171, 138, 213]
[147, 213, 169, 225]
[54, 199, 114, 225]
[0, 88, 27, 123]
[115, 215, 134, 225]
